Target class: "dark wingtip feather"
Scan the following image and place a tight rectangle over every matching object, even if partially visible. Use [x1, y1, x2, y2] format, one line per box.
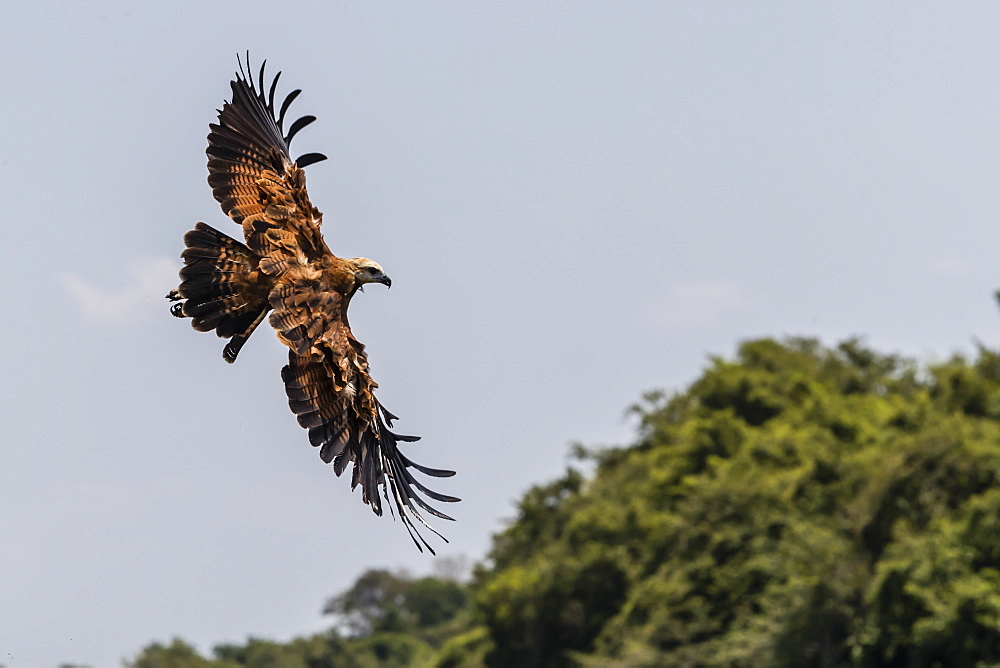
[279, 354, 457, 553]
[213, 55, 324, 207]
[267, 71, 281, 112]
[285, 115, 317, 146]
[398, 451, 457, 478]
[277, 89, 302, 129]
[375, 410, 459, 548]
[295, 152, 328, 169]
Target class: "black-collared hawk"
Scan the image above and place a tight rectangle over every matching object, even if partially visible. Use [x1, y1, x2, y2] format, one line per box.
[167, 55, 457, 552]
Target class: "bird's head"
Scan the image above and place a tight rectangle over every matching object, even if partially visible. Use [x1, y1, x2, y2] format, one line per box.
[350, 258, 391, 290]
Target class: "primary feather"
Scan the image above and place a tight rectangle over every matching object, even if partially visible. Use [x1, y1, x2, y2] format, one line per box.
[168, 55, 458, 553]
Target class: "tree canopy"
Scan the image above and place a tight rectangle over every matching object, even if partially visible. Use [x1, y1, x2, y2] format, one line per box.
[126, 338, 1000, 667]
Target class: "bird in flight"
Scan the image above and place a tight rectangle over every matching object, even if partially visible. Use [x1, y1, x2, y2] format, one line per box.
[167, 55, 458, 552]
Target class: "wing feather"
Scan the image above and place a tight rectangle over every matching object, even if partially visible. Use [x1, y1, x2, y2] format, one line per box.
[189, 56, 457, 552]
[207, 55, 328, 261]
[272, 279, 459, 553]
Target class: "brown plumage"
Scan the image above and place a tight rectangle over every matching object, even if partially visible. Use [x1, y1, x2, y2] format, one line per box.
[167, 55, 458, 552]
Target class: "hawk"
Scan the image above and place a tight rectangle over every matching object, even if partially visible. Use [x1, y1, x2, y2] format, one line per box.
[167, 56, 458, 552]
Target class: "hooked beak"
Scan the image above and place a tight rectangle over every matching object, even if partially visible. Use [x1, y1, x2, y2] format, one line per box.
[379, 275, 392, 288]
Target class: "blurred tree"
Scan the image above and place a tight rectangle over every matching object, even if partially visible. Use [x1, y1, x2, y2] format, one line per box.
[128, 569, 470, 667]
[323, 568, 469, 638]
[125, 638, 217, 668]
[128, 337, 1000, 667]
[472, 338, 1000, 666]
[323, 569, 411, 636]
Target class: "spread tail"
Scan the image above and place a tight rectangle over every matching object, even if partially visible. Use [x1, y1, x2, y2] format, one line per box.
[167, 222, 271, 363]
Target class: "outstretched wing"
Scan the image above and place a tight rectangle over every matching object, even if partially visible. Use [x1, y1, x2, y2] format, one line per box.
[270, 273, 459, 553]
[206, 54, 329, 259]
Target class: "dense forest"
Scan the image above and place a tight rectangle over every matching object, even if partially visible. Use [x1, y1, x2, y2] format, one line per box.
[124, 337, 1000, 667]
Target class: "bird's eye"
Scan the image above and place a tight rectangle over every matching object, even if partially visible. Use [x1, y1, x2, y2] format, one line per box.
[367, 267, 379, 274]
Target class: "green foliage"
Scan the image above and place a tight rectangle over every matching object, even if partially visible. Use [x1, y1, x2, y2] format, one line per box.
[127, 570, 470, 668]
[324, 568, 469, 639]
[128, 337, 1000, 667]
[324, 569, 411, 636]
[405, 576, 469, 629]
[129, 630, 411, 668]
[125, 638, 218, 668]
[474, 338, 1000, 666]
[210, 635, 358, 668]
[430, 626, 493, 668]
[352, 632, 431, 667]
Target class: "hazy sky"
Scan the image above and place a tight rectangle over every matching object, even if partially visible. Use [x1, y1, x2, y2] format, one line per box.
[4, 2, 1000, 666]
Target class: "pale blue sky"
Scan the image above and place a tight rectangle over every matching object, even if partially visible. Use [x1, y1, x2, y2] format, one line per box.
[3, 2, 1000, 666]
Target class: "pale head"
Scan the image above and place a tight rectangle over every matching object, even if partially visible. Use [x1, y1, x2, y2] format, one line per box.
[350, 258, 391, 289]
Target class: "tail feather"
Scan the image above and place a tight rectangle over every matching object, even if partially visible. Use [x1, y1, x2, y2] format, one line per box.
[167, 222, 272, 362]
